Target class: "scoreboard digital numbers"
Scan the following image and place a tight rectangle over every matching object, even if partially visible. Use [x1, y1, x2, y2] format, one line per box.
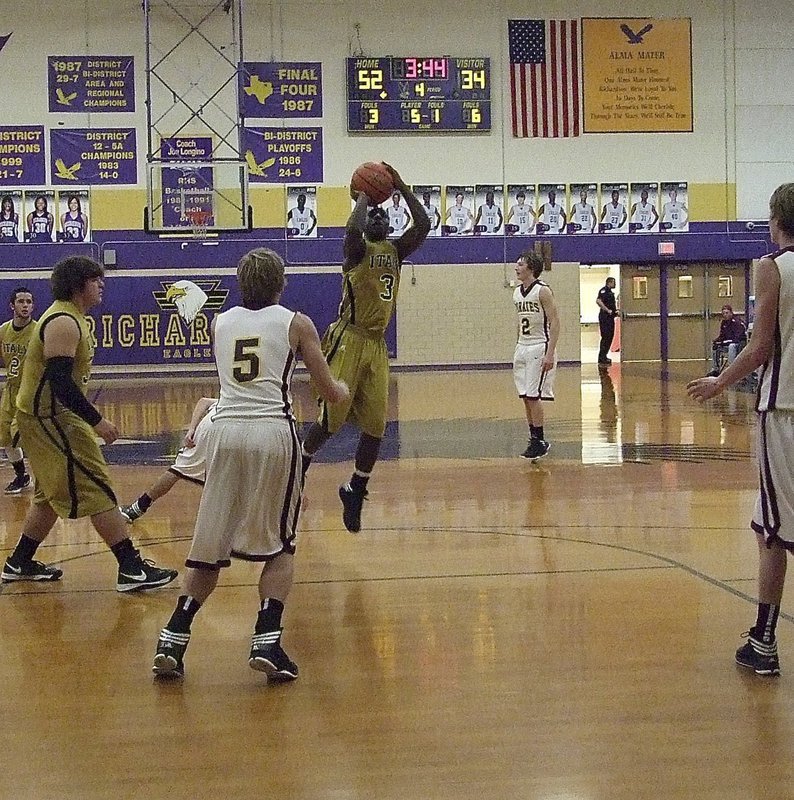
[346, 57, 491, 133]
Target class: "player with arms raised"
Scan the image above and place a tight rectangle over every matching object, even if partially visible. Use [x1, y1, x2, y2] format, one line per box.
[301, 163, 431, 533]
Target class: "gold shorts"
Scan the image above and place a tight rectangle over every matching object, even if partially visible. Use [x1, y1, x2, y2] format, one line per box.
[318, 321, 389, 438]
[17, 410, 117, 519]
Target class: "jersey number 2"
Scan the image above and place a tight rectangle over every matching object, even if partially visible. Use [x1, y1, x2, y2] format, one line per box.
[233, 337, 260, 383]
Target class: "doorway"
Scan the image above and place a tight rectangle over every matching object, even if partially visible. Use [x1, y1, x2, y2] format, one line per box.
[579, 264, 620, 364]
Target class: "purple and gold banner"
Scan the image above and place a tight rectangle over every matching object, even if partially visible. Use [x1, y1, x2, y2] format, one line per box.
[0, 126, 46, 187]
[48, 56, 135, 113]
[240, 62, 322, 118]
[244, 127, 323, 184]
[0, 269, 395, 368]
[50, 128, 137, 185]
[161, 136, 214, 228]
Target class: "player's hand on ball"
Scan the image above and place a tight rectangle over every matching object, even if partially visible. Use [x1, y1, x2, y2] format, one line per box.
[687, 376, 721, 402]
[382, 162, 406, 190]
[95, 417, 119, 445]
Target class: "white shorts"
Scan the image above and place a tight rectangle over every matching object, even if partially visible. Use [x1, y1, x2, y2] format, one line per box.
[186, 418, 302, 570]
[752, 411, 794, 549]
[513, 342, 556, 400]
[169, 410, 212, 484]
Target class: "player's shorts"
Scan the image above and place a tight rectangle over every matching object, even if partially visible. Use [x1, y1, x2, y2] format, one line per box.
[513, 342, 556, 401]
[0, 385, 20, 449]
[185, 417, 302, 570]
[169, 410, 212, 484]
[751, 410, 794, 550]
[16, 410, 117, 519]
[317, 321, 389, 438]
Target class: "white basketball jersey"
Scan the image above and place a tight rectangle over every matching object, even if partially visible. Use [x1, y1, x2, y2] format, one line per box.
[758, 247, 794, 411]
[423, 204, 438, 229]
[388, 205, 409, 232]
[510, 204, 533, 234]
[606, 203, 625, 227]
[634, 202, 655, 228]
[514, 280, 550, 345]
[450, 206, 469, 233]
[573, 203, 593, 230]
[481, 204, 500, 232]
[663, 201, 684, 228]
[542, 203, 562, 231]
[212, 305, 296, 421]
[291, 206, 313, 235]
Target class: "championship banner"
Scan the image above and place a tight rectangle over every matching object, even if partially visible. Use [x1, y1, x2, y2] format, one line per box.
[48, 56, 135, 113]
[161, 136, 214, 227]
[582, 18, 693, 133]
[239, 62, 322, 118]
[50, 128, 137, 185]
[243, 127, 323, 184]
[0, 126, 46, 187]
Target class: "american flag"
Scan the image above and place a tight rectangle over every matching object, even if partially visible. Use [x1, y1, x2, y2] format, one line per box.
[508, 19, 581, 138]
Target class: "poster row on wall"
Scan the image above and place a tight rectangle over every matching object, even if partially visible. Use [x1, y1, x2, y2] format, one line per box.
[287, 182, 690, 237]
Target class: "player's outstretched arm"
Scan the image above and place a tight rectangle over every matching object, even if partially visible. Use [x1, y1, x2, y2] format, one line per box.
[343, 193, 369, 269]
[383, 163, 430, 259]
[291, 313, 349, 404]
[688, 256, 780, 401]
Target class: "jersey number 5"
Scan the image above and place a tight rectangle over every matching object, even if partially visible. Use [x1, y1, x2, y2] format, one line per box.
[233, 337, 260, 383]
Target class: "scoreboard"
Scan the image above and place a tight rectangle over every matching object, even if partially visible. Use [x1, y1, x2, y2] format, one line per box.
[346, 57, 491, 133]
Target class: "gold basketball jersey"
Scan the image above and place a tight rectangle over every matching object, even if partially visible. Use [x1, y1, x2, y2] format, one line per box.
[339, 239, 401, 335]
[0, 318, 35, 395]
[16, 301, 95, 417]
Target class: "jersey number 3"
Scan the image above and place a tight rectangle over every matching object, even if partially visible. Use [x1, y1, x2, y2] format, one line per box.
[379, 273, 395, 301]
[233, 337, 260, 383]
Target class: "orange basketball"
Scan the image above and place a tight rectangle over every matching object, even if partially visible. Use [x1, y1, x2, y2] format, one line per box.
[350, 162, 394, 205]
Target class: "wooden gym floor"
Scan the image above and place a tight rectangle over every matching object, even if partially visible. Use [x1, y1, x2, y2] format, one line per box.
[1, 363, 792, 800]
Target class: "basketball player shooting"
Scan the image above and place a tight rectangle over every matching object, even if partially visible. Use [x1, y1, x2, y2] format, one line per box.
[300, 163, 431, 533]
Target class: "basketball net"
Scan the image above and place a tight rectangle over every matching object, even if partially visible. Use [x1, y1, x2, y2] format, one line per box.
[185, 209, 211, 238]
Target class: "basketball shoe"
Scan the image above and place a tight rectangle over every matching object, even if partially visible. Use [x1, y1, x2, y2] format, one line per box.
[119, 501, 145, 523]
[117, 558, 178, 593]
[2, 559, 63, 583]
[4, 474, 31, 495]
[735, 631, 780, 676]
[152, 629, 190, 677]
[249, 629, 298, 682]
[339, 483, 368, 533]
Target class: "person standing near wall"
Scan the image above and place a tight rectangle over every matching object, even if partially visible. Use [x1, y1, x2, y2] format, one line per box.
[597, 277, 618, 365]
[687, 183, 794, 676]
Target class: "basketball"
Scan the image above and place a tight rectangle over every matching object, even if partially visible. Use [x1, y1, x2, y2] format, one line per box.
[350, 162, 394, 205]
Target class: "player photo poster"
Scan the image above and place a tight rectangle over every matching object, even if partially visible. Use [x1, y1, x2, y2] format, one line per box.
[660, 182, 689, 232]
[0, 190, 23, 243]
[443, 185, 475, 236]
[473, 184, 504, 235]
[57, 189, 91, 242]
[505, 184, 536, 236]
[567, 183, 598, 234]
[536, 183, 567, 235]
[286, 186, 318, 238]
[412, 185, 442, 237]
[385, 189, 412, 238]
[23, 190, 56, 243]
[629, 182, 660, 233]
[599, 182, 629, 233]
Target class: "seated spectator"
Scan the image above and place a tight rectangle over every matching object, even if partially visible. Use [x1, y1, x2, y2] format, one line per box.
[709, 304, 747, 376]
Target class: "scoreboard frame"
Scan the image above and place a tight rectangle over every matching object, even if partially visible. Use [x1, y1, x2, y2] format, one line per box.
[346, 56, 491, 134]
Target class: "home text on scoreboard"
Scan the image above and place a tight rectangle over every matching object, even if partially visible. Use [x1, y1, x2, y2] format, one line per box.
[346, 56, 491, 133]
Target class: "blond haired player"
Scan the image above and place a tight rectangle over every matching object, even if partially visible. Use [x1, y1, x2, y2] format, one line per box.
[0, 286, 34, 494]
[301, 163, 431, 533]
